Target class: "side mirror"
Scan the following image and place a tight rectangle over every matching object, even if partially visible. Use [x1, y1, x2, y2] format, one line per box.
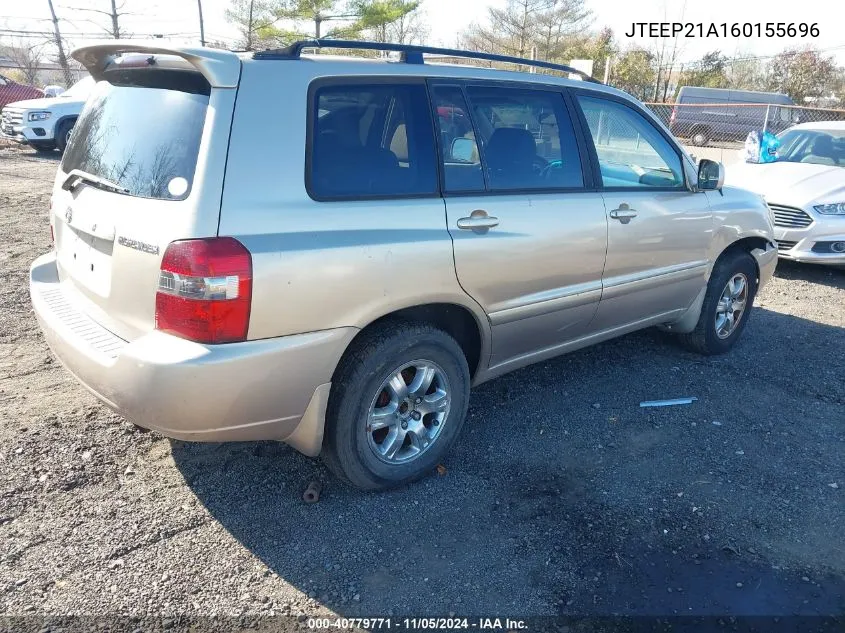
[697, 159, 725, 191]
[450, 137, 475, 163]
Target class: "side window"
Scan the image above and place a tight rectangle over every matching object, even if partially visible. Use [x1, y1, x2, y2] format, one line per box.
[430, 85, 485, 193]
[466, 86, 584, 191]
[309, 83, 437, 199]
[577, 96, 684, 189]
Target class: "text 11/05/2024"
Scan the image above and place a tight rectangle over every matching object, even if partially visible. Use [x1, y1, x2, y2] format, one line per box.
[625, 22, 820, 38]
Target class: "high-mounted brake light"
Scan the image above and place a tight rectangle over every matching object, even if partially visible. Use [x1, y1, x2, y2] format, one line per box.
[155, 237, 252, 344]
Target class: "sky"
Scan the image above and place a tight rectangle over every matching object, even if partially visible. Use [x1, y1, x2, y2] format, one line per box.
[1, 0, 843, 67]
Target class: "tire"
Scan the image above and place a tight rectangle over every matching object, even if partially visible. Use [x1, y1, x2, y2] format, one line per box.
[678, 250, 758, 355]
[56, 119, 75, 153]
[323, 321, 471, 490]
[691, 128, 710, 147]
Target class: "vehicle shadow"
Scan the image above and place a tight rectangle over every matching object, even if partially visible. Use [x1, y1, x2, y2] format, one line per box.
[774, 259, 845, 289]
[171, 307, 845, 617]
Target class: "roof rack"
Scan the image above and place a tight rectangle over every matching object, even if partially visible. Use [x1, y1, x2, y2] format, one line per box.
[253, 39, 601, 83]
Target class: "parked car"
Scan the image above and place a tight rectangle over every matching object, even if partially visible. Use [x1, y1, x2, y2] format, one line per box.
[670, 86, 797, 147]
[43, 85, 66, 98]
[725, 121, 845, 268]
[30, 40, 777, 490]
[0, 73, 43, 109]
[0, 76, 93, 153]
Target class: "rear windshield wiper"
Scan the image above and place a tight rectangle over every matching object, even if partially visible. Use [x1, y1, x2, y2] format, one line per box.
[61, 169, 130, 195]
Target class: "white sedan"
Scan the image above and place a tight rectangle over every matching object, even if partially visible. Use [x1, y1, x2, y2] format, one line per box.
[726, 121, 845, 268]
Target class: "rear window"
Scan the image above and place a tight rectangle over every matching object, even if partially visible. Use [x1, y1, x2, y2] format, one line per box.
[61, 72, 209, 200]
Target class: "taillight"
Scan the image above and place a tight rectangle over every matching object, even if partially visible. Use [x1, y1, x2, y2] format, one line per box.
[155, 237, 252, 344]
[670, 107, 677, 124]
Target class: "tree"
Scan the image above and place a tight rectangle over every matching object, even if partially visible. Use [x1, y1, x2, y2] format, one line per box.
[682, 50, 728, 89]
[383, 3, 428, 44]
[533, 0, 593, 63]
[766, 47, 838, 103]
[460, 0, 591, 70]
[46, 0, 74, 88]
[225, 0, 280, 50]
[348, 0, 420, 43]
[725, 53, 765, 91]
[74, 0, 131, 38]
[273, 0, 348, 39]
[609, 47, 655, 101]
[0, 40, 45, 86]
[558, 26, 614, 79]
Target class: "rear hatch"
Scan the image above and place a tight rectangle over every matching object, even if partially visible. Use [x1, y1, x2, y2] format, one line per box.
[51, 43, 240, 341]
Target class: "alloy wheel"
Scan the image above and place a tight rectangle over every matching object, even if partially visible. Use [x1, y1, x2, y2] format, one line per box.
[366, 359, 451, 464]
[715, 273, 748, 339]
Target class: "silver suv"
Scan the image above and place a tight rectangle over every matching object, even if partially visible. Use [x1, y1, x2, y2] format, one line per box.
[30, 40, 777, 490]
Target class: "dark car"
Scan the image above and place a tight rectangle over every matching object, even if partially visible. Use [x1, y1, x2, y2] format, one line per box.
[669, 86, 797, 146]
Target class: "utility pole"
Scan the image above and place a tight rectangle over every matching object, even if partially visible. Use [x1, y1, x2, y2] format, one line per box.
[47, 0, 74, 87]
[110, 0, 121, 38]
[197, 0, 206, 46]
[603, 56, 611, 83]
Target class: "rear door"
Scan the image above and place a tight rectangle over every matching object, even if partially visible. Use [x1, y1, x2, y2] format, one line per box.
[573, 93, 712, 332]
[433, 81, 608, 370]
[51, 60, 237, 340]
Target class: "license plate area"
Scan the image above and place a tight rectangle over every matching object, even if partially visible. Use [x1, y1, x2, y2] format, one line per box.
[57, 224, 113, 297]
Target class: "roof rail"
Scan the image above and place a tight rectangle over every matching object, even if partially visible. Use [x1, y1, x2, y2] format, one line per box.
[253, 39, 601, 83]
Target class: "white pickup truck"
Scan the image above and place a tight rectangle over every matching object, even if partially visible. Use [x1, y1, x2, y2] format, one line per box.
[0, 76, 93, 153]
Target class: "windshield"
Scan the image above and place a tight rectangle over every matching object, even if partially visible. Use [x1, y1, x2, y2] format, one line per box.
[776, 128, 845, 167]
[61, 75, 209, 200]
[61, 76, 94, 98]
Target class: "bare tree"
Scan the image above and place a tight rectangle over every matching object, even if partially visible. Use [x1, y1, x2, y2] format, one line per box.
[225, 0, 280, 51]
[74, 0, 131, 38]
[460, 0, 591, 69]
[385, 4, 429, 44]
[533, 0, 592, 63]
[46, 0, 74, 87]
[0, 39, 46, 86]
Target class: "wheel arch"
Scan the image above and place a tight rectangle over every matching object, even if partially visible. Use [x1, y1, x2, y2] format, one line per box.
[333, 302, 490, 383]
[664, 235, 775, 334]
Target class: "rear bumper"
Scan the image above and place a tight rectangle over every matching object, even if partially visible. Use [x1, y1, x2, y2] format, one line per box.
[30, 251, 356, 455]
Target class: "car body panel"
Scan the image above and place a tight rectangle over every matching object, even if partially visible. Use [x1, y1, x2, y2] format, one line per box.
[443, 192, 608, 368]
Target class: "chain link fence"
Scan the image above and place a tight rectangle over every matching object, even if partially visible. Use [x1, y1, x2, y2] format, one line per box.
[643, 102, 845, 163]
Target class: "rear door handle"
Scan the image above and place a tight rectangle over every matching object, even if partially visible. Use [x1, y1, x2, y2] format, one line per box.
[609, 204, 638, 224]
[457, 210, 499, 233]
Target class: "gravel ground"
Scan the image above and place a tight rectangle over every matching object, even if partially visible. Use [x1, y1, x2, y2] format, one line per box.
[1, 145, 843, 625]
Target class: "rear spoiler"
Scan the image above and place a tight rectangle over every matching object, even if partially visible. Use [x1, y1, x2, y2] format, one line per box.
[72, 40, 241, 88]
